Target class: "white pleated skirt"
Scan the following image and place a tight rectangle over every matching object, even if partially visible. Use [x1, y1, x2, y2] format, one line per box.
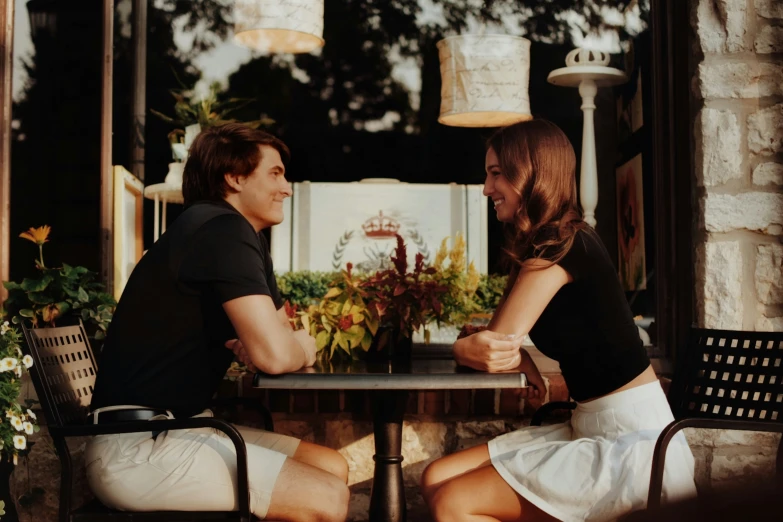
[488, 380, 697, 522]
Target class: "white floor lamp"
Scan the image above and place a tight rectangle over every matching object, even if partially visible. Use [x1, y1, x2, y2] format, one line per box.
[547, 49, 627, 228]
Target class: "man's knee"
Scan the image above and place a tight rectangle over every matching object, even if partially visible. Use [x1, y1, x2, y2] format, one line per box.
[317, 475, 350, 522]
[323, 448, 349, 484]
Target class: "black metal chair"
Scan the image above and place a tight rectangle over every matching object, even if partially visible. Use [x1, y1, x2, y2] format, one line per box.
[646, 328, 783, 508]
[21, 322, 269, 522]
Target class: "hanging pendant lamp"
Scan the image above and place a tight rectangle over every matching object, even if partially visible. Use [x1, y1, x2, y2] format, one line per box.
[437, 34, 532, 127]
[234, 0, 325, 54]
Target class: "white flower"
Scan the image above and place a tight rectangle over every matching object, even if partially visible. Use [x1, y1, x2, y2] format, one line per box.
[10, 416, 23, 431]
[14, 366, 21, 377]
[13, 435, 26, 450]
[0, 358, 17, 372]
[22, 355, 33, 369]
[26, 409, 36, 421]
[0, 321, 9, 335]
[23, 422, 33, 435]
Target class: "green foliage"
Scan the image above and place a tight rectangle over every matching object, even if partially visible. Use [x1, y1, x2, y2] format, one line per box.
[474, 274, 508, 314]
[2, 228, 116, 339]
[0, 322, 40, 465]
[277, 271, 340, 308]
[428, 233, 481, 326]
[150, 80, 274, 145]
[2, 264, 116, 340]
[289, 267, 379, 360]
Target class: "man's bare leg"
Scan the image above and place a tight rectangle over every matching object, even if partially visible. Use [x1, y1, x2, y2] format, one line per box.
[291, 441, 350, 483]
[266, 458, 350, 522]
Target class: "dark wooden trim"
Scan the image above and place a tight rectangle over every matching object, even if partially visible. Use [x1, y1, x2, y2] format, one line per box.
[0, 0, 13, 304]
[649, 0, 693, 364]
[100, 0, 114, 292]
[130, 0, 147, 182]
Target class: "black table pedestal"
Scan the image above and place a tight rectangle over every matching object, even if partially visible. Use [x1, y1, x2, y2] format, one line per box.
[369, 389, 409, 522]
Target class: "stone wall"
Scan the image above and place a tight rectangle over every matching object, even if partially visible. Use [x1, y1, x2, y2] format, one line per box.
[689, 0, 783, 498]
[693, 0, 783, 331]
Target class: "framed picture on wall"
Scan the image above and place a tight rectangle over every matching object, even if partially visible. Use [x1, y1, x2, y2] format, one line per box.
[616, 154, 647, 291]
[112, 166, 144, 298]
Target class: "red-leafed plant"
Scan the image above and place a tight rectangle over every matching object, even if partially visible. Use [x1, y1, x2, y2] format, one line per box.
[360, 235, 448, 337]
[288, 234, 474, 361]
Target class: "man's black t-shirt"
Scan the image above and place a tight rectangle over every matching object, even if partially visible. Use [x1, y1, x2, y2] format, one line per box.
[529, 227, 650, 402]
[90, 200, 283, 418]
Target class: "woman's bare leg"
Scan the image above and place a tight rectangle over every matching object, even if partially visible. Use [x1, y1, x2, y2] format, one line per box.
[429, 465, 560, 522]
[420, 443, 493, 503]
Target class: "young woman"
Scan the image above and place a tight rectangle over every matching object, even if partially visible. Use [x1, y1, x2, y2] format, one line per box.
[420, 120, 696, 522]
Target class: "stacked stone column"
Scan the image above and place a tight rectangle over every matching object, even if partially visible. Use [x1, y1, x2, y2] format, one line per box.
[689, 0, 783, 491]
[693, 0, 783, 332]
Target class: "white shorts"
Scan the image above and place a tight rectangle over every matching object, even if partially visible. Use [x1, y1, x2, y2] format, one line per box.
[84, 409, 300, 519]
[488, 381, 697, 522]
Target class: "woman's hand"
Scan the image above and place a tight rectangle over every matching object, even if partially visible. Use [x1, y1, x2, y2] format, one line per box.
[452, 330, 524, 372]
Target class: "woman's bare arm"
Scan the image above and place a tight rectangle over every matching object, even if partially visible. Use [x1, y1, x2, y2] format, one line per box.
[488, 259, 572, 337]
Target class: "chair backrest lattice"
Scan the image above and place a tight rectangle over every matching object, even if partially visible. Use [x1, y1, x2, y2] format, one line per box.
[670, 328, 783, 423]
[22, 323, 98, 427]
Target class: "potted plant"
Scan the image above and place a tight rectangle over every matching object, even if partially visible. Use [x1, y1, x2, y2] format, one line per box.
[0, 320, 40, 520]
[288, 234, 481, 361]
[1, 226, 116, 342]
[151, 80, 274, 187]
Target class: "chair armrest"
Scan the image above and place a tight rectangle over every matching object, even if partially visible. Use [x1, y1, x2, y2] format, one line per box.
[530, 401, 576, 427]
[647, 417, 783, 509]
[51, 417, 251, 519]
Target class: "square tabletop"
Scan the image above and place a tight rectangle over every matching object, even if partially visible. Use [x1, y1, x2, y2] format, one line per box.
[253, 343, 528, 390]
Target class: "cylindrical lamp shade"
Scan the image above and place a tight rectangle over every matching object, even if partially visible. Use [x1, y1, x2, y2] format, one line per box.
[437, 35, 532, 127]
[234, 0, 324, 54]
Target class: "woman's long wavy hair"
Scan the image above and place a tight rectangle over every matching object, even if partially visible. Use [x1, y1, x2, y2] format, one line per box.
[487, 119, 587, 274]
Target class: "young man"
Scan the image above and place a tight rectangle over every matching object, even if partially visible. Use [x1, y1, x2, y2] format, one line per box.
[86, 124, 350, 521]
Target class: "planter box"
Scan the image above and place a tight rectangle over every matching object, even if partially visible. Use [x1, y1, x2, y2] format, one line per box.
[270, 181, 488, 273]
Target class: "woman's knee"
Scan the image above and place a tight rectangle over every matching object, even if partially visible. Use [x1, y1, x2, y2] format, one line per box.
[429, 483, 465, 522]
[420, 458, 448, 501]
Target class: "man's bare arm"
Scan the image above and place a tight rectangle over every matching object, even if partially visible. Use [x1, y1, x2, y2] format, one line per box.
[223, 295, 314, 374]
[277, 305, 294, 331]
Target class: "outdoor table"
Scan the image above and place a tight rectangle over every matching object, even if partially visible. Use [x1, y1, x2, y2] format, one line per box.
[253, 344, 528, 522]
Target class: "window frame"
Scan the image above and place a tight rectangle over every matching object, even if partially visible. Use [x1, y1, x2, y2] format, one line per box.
[649, 0, 693, 368]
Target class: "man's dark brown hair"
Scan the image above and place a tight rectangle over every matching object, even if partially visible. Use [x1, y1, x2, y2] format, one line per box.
[182, 123, 291, 207]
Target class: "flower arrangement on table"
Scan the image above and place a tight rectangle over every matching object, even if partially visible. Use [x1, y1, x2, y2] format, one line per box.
[0, 321, 39, 466]
[286, 233, 481, 360]
[1, 226, 116, 340]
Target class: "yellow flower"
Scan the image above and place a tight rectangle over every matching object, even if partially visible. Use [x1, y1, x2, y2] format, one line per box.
[19, 225, 51, 246]
[13, 435, 26, 450]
